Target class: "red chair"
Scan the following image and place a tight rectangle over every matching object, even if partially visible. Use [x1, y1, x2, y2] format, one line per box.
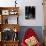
[21, 28, 41, 46]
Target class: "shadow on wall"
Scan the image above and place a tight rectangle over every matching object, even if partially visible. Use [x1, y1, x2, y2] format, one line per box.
[18, 26, 44, 44]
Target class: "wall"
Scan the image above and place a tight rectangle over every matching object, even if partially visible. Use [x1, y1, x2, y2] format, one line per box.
[18, 0, 44, 26]
[0, 0, 44, 26]
[18, 26, 44, 44]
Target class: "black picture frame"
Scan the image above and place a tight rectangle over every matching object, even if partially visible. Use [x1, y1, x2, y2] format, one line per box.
[25, 6, 35, 19]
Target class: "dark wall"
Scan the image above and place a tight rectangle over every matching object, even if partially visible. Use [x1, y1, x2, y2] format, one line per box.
[18, 26, 44, 43]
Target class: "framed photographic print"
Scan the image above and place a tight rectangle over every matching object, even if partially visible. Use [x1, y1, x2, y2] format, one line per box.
[2, 10, 9, 15]
[25, 6, 35, 19]
[9, 10, 18, 15]
[10, 11, 15, 15]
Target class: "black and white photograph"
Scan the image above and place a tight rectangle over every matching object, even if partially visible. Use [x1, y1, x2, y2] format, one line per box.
[25, 6, 35, 19]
